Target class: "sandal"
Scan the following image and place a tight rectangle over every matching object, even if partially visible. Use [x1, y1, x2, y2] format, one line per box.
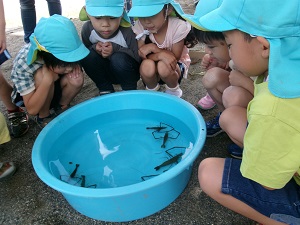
[8, 109, 29, 138]
[52, 104, 71, 116]
[0, 162, 16, 181]
[35, 113, 55, 128]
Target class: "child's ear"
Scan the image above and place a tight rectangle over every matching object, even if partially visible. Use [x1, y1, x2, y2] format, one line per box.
[256, 36, 270, 59]
[167, 4, 174, 15]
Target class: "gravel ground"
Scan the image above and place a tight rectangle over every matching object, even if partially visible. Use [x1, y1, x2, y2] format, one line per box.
[0, 0, 255, 224]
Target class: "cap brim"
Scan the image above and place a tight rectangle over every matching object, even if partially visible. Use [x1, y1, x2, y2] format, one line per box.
[53, 42, 89, 62]
[128, 5, 164, 17]
[81, 6, 131, 27]
[27, 36, 89, 64]
[199, 10, 235, 32]
[181, 14, 209, 31]
[86, 6, 123, 18]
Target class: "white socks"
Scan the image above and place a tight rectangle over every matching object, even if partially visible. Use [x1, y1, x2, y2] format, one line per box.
[146, 84, 160, 91]
[146, 83, 183, 97]
[165, 84, 183, 97]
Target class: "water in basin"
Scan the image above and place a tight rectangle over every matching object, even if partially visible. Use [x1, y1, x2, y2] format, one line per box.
[48, 109, 195, 189]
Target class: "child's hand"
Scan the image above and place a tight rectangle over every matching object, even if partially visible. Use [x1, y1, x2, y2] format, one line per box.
[138, 43, 156, 59]
[200, 54, 211, 69]
[159, 51, 177, 72]
[101, 42, 113, 58]
[66, 65, 83, 79]
[201, 54, 219, 70]
[95, 41, 103, 55]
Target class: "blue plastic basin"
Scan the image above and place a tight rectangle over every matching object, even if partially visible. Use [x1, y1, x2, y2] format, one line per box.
[32, 90, 206, 222]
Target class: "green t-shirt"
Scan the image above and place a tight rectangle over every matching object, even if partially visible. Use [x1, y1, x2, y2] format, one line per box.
[240, 75, 300, 189]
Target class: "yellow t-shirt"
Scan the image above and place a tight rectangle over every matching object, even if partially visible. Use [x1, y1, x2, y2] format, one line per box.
[0, 112, 11, 144]
[240, 75, 300, 189]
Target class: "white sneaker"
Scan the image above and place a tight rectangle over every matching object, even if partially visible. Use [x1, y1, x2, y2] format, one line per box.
[165, 85, 183, 97]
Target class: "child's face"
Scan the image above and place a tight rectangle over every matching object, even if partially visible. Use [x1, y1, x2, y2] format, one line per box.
[89, 16, 122, 39]
[204, 40, 230, 65]
[224, 30, 269, 77]
[138, 7, 169, 34]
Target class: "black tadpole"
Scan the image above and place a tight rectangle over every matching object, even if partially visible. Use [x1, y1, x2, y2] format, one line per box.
[70, 164, 80, 178]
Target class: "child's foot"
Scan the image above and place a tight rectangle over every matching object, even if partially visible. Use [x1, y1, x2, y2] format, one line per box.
[35, 113, 55, 128]
[7, 107, 29, 138]
[0, 162, 16, 181]
[52, 104, 71, 116]
[227, 143, 243, 159]
[197, 93, 216, 110]
[206, 112, 224, 137]
[164, 84, 183, 97]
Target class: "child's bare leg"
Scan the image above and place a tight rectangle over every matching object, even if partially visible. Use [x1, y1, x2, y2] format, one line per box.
[219, 106, 246, 147]
[202, 67, 230, 111]
[223, 85, 253, 108]
[0, 72, 17, 111]
[157, 61, 180, 88]
[140, 59, 159, 89]
[198, 158, 286, 225]
[33, 69, 54, 118]
[59, 72, 84, 107]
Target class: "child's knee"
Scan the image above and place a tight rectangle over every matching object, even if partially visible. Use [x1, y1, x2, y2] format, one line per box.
[202, 67, 219, 88]
[140, 59, 155, 77]
[157, 61, 176, 78]
[198, 158, 214, 188]
[219, 108, 231, 131]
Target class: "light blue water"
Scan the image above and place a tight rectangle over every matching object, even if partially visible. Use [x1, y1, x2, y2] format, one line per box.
[48, 109, 195, 189]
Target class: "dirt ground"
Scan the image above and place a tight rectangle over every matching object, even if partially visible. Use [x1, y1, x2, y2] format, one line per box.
[0, 1, 254, 224]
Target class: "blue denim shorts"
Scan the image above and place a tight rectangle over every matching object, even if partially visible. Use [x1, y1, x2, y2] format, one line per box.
[222, 158, 300, 221]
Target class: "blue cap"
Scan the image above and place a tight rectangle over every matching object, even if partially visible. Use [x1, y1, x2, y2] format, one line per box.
[196, 0, 300, 98]
[128, 0, 184, 18]
[85, 0, 130, 27]
[27, 15, 89, 65]
[181, 0, 223, 30]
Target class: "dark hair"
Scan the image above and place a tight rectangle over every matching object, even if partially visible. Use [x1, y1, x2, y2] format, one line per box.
[38, 51, 80, 69]
[169, 5, 198, 48]
[243, 32, 253, 42]
[193, 29, 225, 44]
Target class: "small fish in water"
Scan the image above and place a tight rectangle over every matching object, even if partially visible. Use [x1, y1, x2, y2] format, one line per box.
[70, 164, 80, 178]
[161, 132, 169, 148]
[146, 126, 167, 132]
[81, 175, 86, 187]
[154, 153, 183, 171]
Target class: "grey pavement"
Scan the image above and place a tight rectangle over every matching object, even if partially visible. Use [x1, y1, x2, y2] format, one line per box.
[0, 0, 255, 224]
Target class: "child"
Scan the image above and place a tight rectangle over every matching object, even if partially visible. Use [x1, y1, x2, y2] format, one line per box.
[183, 2, 254, 156]
[194, 0, 300, 224]
[11, 15, 89, 128]
[194, 29, 231, 112]
[128, 0, 197, 97]
[80, 0, 141, 95]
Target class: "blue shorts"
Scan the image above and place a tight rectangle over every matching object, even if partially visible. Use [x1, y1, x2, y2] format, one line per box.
[222, 158, 300, 221]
